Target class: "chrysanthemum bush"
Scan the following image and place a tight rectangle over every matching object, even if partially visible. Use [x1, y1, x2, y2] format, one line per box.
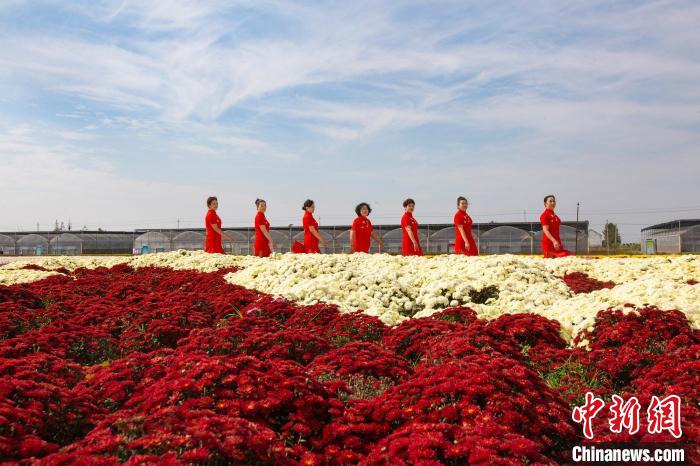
[0, 258, 697, 464]
[3, 250, 699, 343]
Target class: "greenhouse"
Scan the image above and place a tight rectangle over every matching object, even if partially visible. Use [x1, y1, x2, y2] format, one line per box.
[134, 232, 172, 254]
[49, 233, 83, 254]
[334, 229, 353, 253]
[381, 227, 429, 254]
[224, 230, 251, 255]
[588, 229, 603, 248]
[318, 229, 337, 251]
[172, 231, 205, 251]
[533, 225, 588, 254]
[427, 226, 480, 254]
[641, 219, 700, 253]
[292, 229, 334, 252]
[0, 234, 16, 255]
[268, 230, 291, 253]
[479, 226, 532, 254]
[77, 233, 134, 254]
[16, 234, 49, 255]
[683, 225, 700, 252]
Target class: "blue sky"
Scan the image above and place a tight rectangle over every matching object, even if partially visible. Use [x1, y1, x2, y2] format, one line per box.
[1, 0, 699, 241]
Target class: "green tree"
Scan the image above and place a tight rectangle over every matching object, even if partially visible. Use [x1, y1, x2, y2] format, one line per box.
[602, 222, 621, 249]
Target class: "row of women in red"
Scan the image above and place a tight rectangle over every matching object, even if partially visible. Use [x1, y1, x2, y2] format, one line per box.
[353, 197, 479, 256]
[205, 195, 573, 259]
[256, 198, 329, 257]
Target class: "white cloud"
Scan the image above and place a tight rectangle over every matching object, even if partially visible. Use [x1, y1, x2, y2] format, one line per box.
[0, 130, 246, 230]
[2, 0, 699, 129]
[177, 143, 219, 155]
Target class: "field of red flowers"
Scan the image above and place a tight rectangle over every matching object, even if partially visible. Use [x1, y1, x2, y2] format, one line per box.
[0, 264, 697, 465]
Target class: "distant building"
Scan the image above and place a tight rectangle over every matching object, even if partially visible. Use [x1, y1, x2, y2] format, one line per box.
[0, 231, 135, 255]
[641, 219, 700, 253]
[1, 220, 589, 255]
[588, 229, 602, 248]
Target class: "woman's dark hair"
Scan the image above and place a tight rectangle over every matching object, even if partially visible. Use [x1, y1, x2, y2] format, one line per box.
[302, 199, 314, 211]
[255, 198, 266, 207]
[544, 195, 556, 205]
[355, 202, 371, 217]
[206, 196, 218, 207]
[457, 196, 468, 206]
[403, 198, 415, 208]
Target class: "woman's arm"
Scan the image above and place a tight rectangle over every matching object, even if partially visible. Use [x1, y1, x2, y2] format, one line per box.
[542, 226, 560, 249]
[310, 226, 328, 246]
[212, 224, 234, 242]
[405, 226, 418, 248]
[370, 231, 384, 248]
[456, 225, 470, 250]
[260, 225, 275, 247]
[349, 230, 356, 252]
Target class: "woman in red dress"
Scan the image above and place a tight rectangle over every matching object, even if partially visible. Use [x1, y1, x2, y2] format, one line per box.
[540, 195, 573, 258]
[302, 199, 328, 253]
[454, 196, 478, 256]
[401, 198, 423, 256]
[350, 202, 383, 253]
[254, 198, 275, 257]
[204, 196, 234, 254]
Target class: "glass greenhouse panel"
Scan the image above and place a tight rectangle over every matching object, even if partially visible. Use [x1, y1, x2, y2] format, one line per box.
[559, 226, 589, 254]
[268, 230, 290, 253]
[428, 227, 479, 254]
[172, 231, 205, 251]
[379, 228, 429, 254]
[681, 225, 700, 253]
[223, 230, 250, 255]
[16, 234, 49, 255]
[134, 232, 172, 254]
[0, 234, 16, 255]
[479, 226, 532, 254]
[49, 233, 83, 254]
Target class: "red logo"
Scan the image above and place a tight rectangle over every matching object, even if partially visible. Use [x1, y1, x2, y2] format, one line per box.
[647, 395, 683, 438]
[572, 392, 606, 439]
[572, 393, 683, 439]
[608, 395, 641, 435]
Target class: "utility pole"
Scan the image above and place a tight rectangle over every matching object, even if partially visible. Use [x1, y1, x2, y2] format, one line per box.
[574, 202, 580, 255]
[177, 218, 180, 230]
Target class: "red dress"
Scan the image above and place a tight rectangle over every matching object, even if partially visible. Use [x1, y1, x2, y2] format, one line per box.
[540, 209, 573, 258]
[401, 212, 423, 256]
[352, 216, 373, 253]
[454, 210, 478, 255]
[303, 211, 321, 253]
[254, 211, 271, 257]
[204, 209, 224, 254]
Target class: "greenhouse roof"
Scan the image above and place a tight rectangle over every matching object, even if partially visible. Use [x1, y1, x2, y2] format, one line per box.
[641, 219, 700, 232]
